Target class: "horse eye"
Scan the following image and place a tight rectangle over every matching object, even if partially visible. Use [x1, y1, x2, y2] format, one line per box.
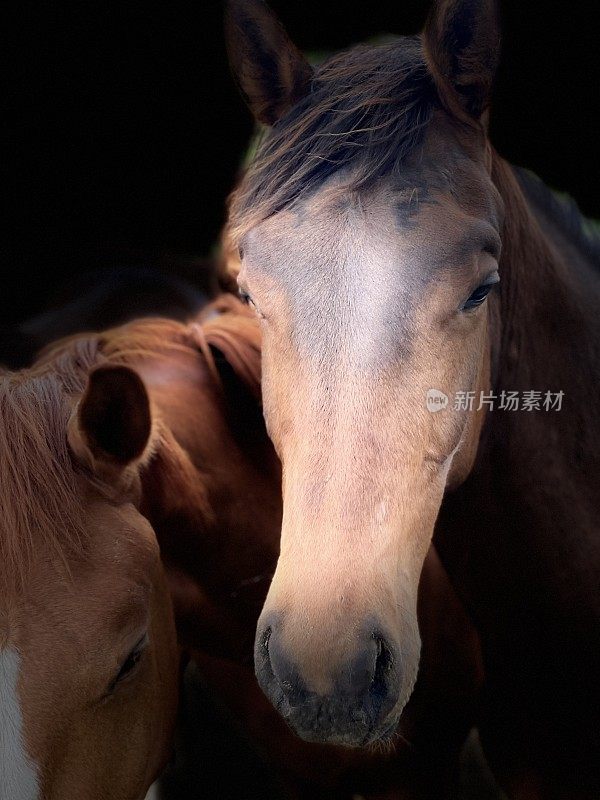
[110, 634, 148, 693]
[462, 276, 499, 311]
[237, 287, 264, 319]
[238, 288, 253, 306]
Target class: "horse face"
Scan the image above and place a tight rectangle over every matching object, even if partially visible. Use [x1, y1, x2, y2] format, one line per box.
[2, 506, 178, 800]
[227, 0, 502, 745]
[0, 366, 178, 799]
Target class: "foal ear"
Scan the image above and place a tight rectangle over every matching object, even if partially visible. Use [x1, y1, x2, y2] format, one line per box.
[225, 0, 313, 125]
[76, 365, 152, 467]
[422, 0, 501, 121]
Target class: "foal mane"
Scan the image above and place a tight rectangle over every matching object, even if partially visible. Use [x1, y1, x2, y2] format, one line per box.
[0, 340, 98, 588]
[229, 37, 436, 241]
[0, 297, 261, 589]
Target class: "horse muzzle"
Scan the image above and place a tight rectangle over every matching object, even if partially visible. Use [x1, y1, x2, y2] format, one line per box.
[254, 614, 403, 746]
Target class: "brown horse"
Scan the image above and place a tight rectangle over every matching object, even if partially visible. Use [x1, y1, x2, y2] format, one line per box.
[1, 299, 482, 799]
[129, 298, 484, 799]
[0, 343, 180, 798]
[225, 0, 600, 797]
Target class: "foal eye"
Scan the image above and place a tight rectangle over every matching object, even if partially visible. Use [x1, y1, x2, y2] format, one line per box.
[110, 633, 148, 692]
[461, 275, 500, 311]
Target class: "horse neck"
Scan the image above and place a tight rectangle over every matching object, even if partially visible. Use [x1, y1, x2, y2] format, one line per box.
[140, 350, 281, 599]
[475, 153, 600, 584]
[491, 152, 600, 403]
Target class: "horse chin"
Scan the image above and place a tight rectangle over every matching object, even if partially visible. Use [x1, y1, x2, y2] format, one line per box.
[279, 701, 407, 749]
[363, 717, 403, 749]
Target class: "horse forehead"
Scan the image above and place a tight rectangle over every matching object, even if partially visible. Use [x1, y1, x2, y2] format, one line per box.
[255, 189, 416, 281]
[0, 648, 40, 800]
[1, 507, 155, 648]
[255, 189, 441, 325]
[251, 164, 487, 287]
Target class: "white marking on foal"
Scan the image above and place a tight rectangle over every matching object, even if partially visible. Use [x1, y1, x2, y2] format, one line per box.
[0, 649, 39, 800]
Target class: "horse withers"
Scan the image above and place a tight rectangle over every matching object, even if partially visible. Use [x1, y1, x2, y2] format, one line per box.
[225, 0, 600, 796]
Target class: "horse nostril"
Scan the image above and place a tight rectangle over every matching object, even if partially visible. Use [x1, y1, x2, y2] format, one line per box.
[370, 635, 395, 709]
[257, 623, 309, 707]
[262, 626, 272, 652]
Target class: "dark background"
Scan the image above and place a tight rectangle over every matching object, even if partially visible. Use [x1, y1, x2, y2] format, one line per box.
[4, 1, 599, 331]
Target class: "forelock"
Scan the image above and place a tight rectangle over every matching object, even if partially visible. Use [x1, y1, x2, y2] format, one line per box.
[229, 36, 437, 241]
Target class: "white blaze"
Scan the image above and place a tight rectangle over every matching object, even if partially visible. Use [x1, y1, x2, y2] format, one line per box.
[0, 649, 39, 800]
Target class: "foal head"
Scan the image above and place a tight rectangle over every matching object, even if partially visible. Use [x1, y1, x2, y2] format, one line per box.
[227, 0, 502, 745]
[0, 349, 178, 798]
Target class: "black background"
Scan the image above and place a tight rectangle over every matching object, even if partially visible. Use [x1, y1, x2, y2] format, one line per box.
[4, 1, 599, 328]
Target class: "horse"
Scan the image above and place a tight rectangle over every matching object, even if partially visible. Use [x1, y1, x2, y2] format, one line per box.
[224, 1, 600, 797]
[1, 297, 483, 799]
[0, 338, 180, 798]
[122, 297, 485, 799]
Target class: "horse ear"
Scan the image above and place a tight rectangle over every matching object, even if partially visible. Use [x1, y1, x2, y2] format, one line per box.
[76, 365, 152, 467]
[225, 0, 313, 125]
[422, 0, 501, 121]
